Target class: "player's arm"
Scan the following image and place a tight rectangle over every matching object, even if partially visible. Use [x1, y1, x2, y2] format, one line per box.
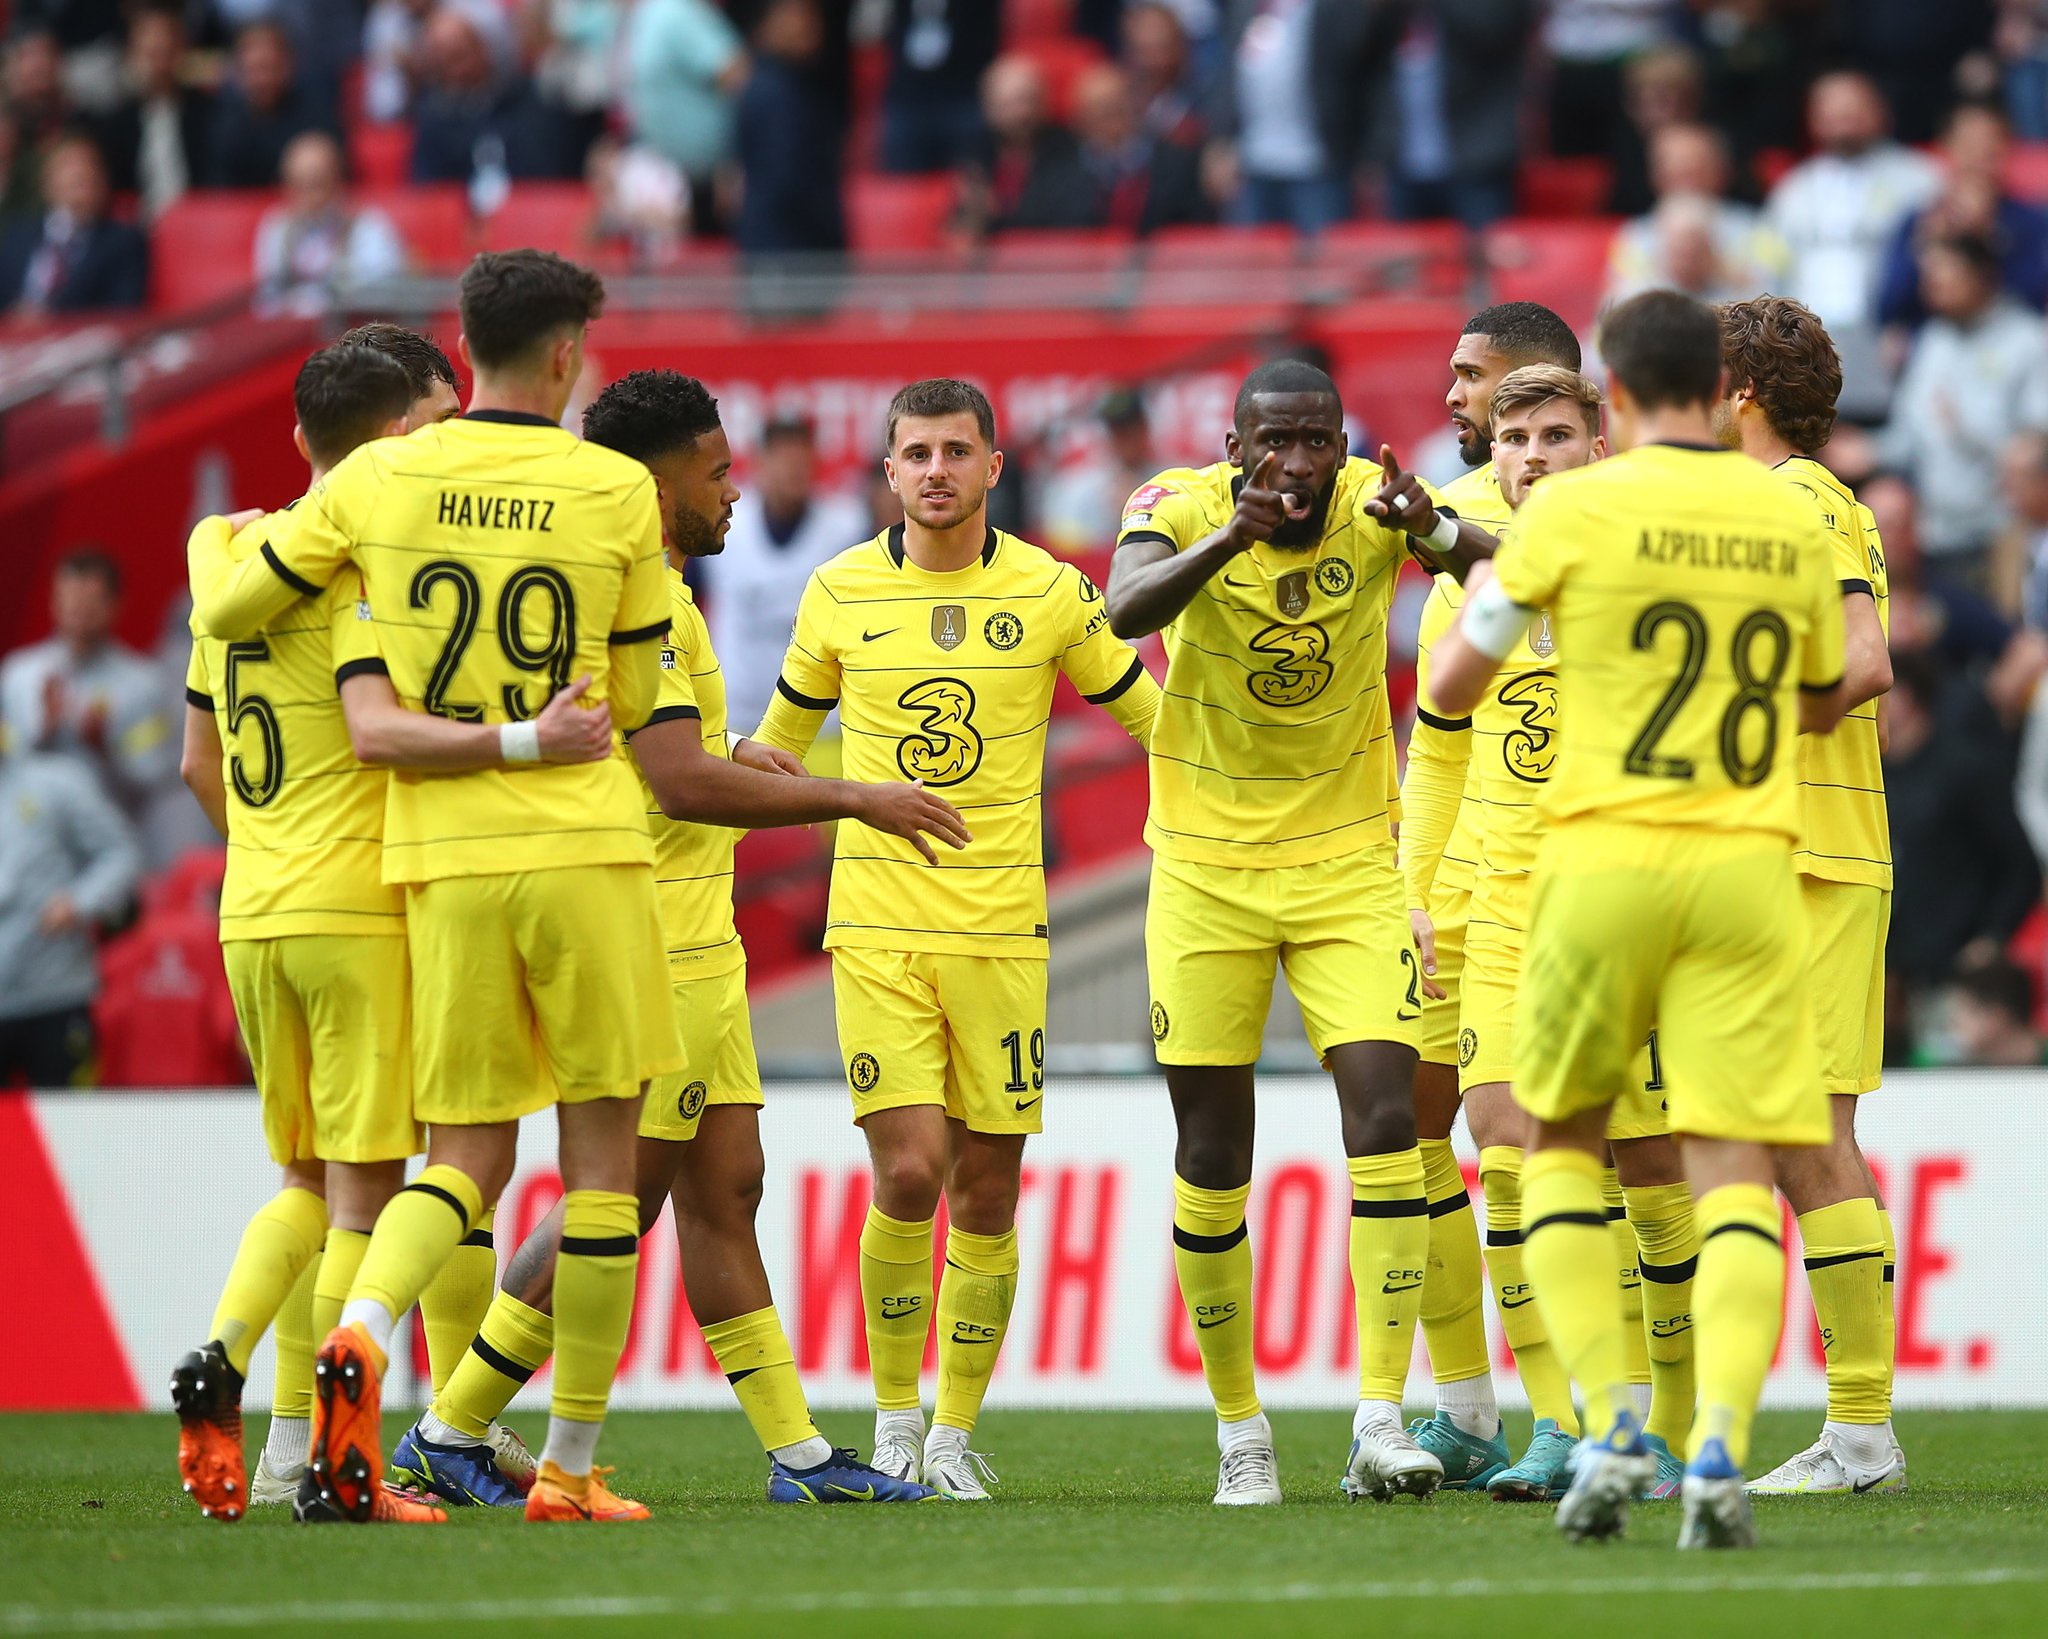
[339, 669, 613, 768]
[1839, 588, 1892, 708]
[1058, 566, 1161, 746]
[608, 482, 674, 730]
[190, 467, 363, 640]
[1361, 445, 1498, 580]
[180, 703, 228, 839]
[1106, 455, 1289, 639]
[1797, 530, 1853, 735]
[1401, 584, 1473, 913]
[629, 715, 969, 863]
[750, 573, 841, 760]
[1432, 560, 1532, 717]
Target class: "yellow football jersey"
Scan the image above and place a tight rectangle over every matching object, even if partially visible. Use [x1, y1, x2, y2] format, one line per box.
[632, 570, 742, 977]
[1403, 462, 1512, 907]
[1117, 457, 1425, 869]
[188, 412, 670, 885]
[1490, 444, 1843, 840]
[752, 526, 1157, 957]
[185, 511, 402, 942]
[1779, 455, 1890, 890]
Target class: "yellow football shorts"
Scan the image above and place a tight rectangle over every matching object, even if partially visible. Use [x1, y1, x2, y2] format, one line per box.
[1514, 819, 1825, 1146]
[1146, 846, 1424, 1066]
[1418, 880, 1467, 1069]
[1803, 878, 1889, 1096]
[223, 933, 420, 1165]
[830, 947, 1048, 1135]
[640, 960, 764, 1144]
[1460, 918, 1669, 1137]
[406, 862, 683, 1126]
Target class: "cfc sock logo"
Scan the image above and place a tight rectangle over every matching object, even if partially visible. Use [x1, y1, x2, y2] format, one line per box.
[1651, 1314, 1694, 1340]
[1499, 1282, 1536, 1310]
[879, 1294, 923, 1322]
[1193, 1302, 1238, 1330]
[1380, 1268, 1425, 1294]
[950, 1322, 999, 1347]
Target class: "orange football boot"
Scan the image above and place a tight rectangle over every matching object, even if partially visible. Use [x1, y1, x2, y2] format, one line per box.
[171, 1342, 246, 1521]
[370, 1483, 447, 1524]
[309, 1322, 387, 1522]
[524, 1461, 652, 1523]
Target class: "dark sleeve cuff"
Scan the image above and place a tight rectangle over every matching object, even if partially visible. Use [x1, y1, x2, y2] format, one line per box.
[1799, 676, 1844, 695]
[184, 686, 214, 711]
[1840, 578, 1874, 598]
[626, 704, 701, 738]
[261, 542, 322, 598]
[1415, 706, 1471, 732]
[776, 676, 838, 711]
[1116, 529, 1177, 553]
[609, 618, 670, 645]
[334, 657, 390, 686]
[1083, 654, 1147, 704]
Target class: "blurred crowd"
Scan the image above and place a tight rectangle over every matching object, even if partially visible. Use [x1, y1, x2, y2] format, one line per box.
[11, 0, 2048, 1082]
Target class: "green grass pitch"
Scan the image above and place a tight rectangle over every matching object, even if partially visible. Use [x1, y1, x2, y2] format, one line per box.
[2, 1409, 2045, 1637]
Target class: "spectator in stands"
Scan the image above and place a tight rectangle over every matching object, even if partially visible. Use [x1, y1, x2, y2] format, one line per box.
[362, 0, 516, 124]
[587, 135, 693, 267]
[532, 0, 626, 164]
[91, 6, 213, 220]
[6, 27, 74, 154]
[1605, 42, 1706, 218]
[623, 0, 748, 206]
[707, 412, 868, 734]
[1037, 386, 1159, 558]
[1365, 0, 1531, 230]
[878, 0, 1001, 173]
[410, 5, 576, 191]
[1124, 1, 1205, 144]
[1607, 192, 1755, 305]
[1767, 71, 1943, 417]
[958, 54, 1097, 235]
[1884, 648, 2041, 1008]
[1694, 0, 1821, 168]
[1541, 0, 1678, 160]
[1607, 123, 1789, 301]
[2003, 429, 2048, 625]
[1854, 0, 1998, 145]
[1942, 952, 2048, 1065]
[1878, 102, 2048, 330]
[1880, 234, 2048, 580]
[734, 0, 846, 258]
[206, 20, 336, 190]
[2001, 0, 2048, 139]
[0, 110, 37, 225]
[0, 548, 177, 846]
[1071, 62, 1211, 235]
[0, 735, 139, 1089]
[0, 135, 148, 313]
[1209, 0, 1373, 235]
[254, 132, 408, 314]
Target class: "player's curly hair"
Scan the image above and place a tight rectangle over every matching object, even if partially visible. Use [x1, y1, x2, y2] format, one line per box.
[1717, 295, 1841, 455]
[581, 369, 722, 462]
[1488, 364, 1604, 439]
[337, 321, 456, 400]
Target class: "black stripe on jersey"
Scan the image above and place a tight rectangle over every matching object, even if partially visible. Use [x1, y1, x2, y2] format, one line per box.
[261, 542, 322, 597]
[559, 1233, 639, 1258]
[610, 618, 669, 645]
[334, 657, 390, 686]
[1840, 579, 1874, 598]
[1416, 706, 1471, 732]
[631, 705, 701, 737]
[1800, 676, 1844, 694]
[1117, 529, 1176, 553]
[462, 408, 560, 428]
[185, 686, 214, 710]
[1084, 655, 1146, 704]
[827, 920, 1047, 939]
[777, 676, 838, 711]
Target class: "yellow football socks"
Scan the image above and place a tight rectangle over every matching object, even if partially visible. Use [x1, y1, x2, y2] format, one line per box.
[348, 1163, 486, 1334]
[1349, 1148, 1430, 1405]
[934, 1226, 1018, 1433]
[1878, 1205, 1898, 1412]
[1799, 1197, 1888, 1424]
[419, 1206, 497, 1394]
[1605, 1167, 1650, 1394]
[1171, 1176, 1258, 1421]
[1419, 1139, 1492, 1392]
[269, 1245, 321, 1422]
[312, 1227, 369, 1347]
[208, 1185, 328, 1375]
[548, 1190, 640, 1432]
[859, 1206, 933, 1413]
[1523, 1147, 1631, 1438]
[1479, 1146, 1577, 1435]
[702, 1306, 821, 1454]
[1688, 1183, 1785, 1468]
[1625, 1181, 1698, 1447]
[438, 1291, 554, 1441]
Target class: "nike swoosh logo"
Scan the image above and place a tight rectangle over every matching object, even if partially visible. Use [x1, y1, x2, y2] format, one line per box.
[1014, 1096, 1042, 1113]
[863, 627, 898, 642]
[950, 1337, 997, 1346]
[1500, 1296, 1535, 1309]
[1396, 1010, 1420, 1022]
[1381, 1281, 1422, 1294]
[1852, 1474, 1892, 1493]
[1196, 1315, 1234, 1329]
[827, 1483, 876, 1500]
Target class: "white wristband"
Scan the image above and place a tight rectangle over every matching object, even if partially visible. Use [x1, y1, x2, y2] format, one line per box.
[726, 730, 745, 754]
[1427, 513, 1460, 555]
[499, 719, 542, 764]
[1463, 574, 1536, 661]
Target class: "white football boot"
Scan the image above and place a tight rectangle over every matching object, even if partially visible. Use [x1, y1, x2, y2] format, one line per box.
[872, 1410, 925, 1486]
[922, 1427, 998, 1500]
[248, 1451, 304, 1506]
[1747, 1425, 1907, 1495]
[1341, 1405, 1445, 1501]
[1213, 1414, 1283, 1506]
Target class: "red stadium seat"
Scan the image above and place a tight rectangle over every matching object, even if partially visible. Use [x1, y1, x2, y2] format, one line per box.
[1309, 220, 1472, 299]
[479, 184, 612, 263]
[984, 229, 1137, 269]
[847, 172, 958, 253]
[362, 184, 475, 270]
[149, 191, 272, 311]
[1483, 217, 1620, 332]
[1004, 0, 1075, 43]
[1515, 156, 1614, 218]
[1144, 224, 1299, 269]
[350, 120, 413, 188]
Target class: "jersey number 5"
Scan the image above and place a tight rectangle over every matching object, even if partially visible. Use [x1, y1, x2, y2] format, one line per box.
[224, 639, 284, 807]
[411, 560, 578, 721]
[1624, 602, 1789, 786]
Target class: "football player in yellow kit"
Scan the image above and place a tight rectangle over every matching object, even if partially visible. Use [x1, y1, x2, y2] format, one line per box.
[752, 379, 1161, 1499]
[1402, 304, 1589, 1492]
[1107, 358, 1496, 1504]
[1432, 291, 1851, 1549]
[395, 369, 960, 1509]
[1714, 296, 1904, 1496]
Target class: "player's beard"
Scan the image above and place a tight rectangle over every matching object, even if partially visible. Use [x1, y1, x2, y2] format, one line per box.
[1708, 397, 1739, 449]
[672, 501, 725, 557]
[903, 476, 988, 533]
[1456, 417, 1489, 467]
[1268, 473, 1338, 549]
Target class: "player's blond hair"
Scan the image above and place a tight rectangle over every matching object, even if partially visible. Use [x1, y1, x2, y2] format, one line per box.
[1489, 364, 1604, 439]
